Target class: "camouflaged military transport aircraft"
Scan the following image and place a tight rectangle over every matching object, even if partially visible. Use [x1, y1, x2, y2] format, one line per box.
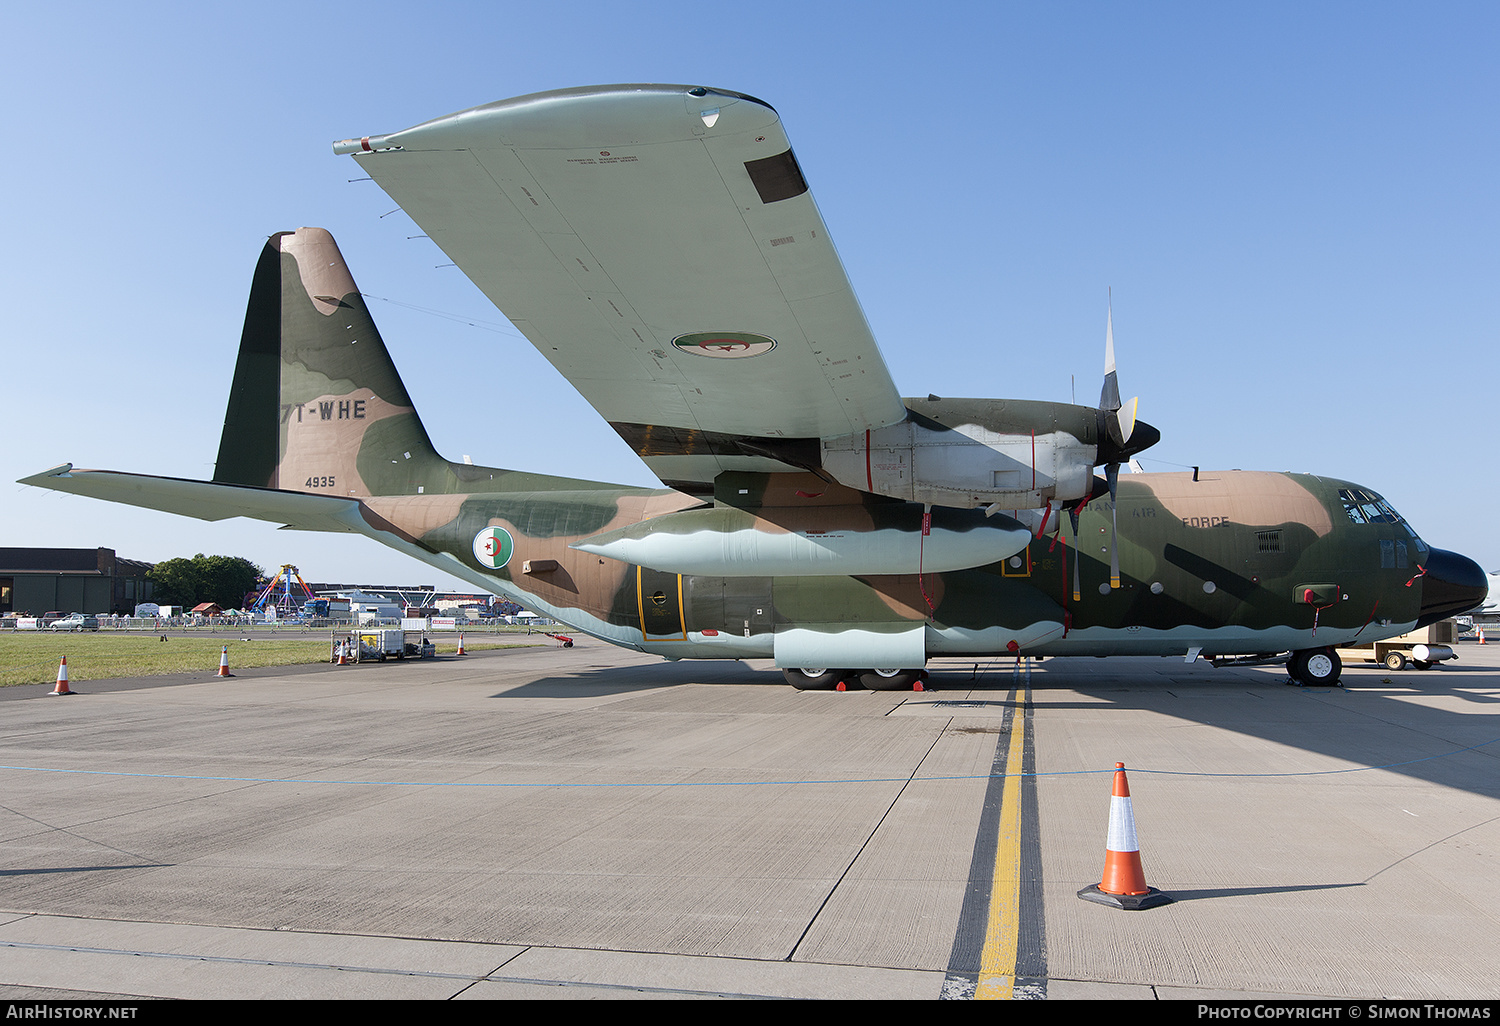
[22, 85, 1488, 689]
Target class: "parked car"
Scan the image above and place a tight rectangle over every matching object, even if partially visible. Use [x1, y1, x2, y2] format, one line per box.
[47, 614, 99, 632]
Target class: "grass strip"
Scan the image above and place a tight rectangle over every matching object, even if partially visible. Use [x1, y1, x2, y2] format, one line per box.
[0, 634, 532, 687]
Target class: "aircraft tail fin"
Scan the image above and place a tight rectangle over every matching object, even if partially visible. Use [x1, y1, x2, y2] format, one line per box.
[213, 228, 444, 498]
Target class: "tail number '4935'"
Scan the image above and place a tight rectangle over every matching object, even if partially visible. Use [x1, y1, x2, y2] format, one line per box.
[306, 476, 335, 488]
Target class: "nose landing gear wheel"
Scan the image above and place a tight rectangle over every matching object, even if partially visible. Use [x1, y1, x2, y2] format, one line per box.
[1288, 647, 1342, 686]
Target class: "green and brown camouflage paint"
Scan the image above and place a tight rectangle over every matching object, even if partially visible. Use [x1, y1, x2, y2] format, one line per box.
[26, 228, 1484, 673]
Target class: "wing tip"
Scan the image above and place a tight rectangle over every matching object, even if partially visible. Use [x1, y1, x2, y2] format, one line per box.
[338, 84, 781, 153]
[18, 463, 76, 487]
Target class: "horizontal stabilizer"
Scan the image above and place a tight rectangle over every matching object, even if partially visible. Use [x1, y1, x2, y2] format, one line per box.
[19, 464, 372, 534]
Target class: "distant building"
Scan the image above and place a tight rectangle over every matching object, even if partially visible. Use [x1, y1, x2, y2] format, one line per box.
[305, 583, 515, 616]
[0, 547, 154, 616]
[334, 589, 403, 621]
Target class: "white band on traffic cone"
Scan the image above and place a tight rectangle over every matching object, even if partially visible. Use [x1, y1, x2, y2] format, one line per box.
[1106, 793, 1140, 855]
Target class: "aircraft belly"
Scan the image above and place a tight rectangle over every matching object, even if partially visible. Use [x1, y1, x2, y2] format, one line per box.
[1024, 622, 1421, 658]
[639, 635, 774, 660]
[925, 622, 1066, 654]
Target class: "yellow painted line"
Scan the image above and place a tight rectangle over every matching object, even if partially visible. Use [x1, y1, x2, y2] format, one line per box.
[975, 689, 1026, 999]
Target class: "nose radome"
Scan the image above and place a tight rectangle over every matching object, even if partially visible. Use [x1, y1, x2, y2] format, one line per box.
[1417, 548, 1488, 627]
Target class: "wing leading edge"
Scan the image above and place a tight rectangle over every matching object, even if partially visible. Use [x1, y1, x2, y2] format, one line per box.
[337, 84, 907, 494]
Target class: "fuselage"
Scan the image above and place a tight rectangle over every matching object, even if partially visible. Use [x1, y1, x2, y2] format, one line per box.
[377, 467, 1476, 665]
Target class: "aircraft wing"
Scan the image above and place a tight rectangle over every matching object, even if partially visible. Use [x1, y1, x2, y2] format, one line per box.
[337, 85, 908, 493]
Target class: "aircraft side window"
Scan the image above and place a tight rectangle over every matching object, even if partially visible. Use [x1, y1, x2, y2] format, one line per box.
[1403, 523, 1429, 554]
[1380, 539, 1395, 568]
[1396, 541, 1408, 568]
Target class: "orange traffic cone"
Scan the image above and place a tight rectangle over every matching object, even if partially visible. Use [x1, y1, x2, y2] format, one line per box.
[50, 656, 74, 696]
[335, 641, 348, 665]
[456, 633, 466, 656]
[216, 645, 233, 678]
[1077, 763, 1171, 910]
[1479, 628, 1486, 645]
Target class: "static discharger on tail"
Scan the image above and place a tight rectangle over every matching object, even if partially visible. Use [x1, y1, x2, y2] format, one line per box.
[20, 85, 1489, 689]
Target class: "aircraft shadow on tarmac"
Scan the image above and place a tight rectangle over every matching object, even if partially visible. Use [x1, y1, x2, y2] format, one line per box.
[986, 661, 1500, 803]
[490, 658, 762, 699]
[494, 656, 1500, 802]
[0, 863, 169, 878]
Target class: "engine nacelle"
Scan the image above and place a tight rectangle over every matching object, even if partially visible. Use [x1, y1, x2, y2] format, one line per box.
[820, 398, 1102, 510]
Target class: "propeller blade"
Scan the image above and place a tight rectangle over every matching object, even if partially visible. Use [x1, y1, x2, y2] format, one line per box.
[1069, 506, 1082, 602]
[1099, 302, 1121, 413]
[1107, 462, 1122, 590]
[1114, 396, 1139, 447]
[1095, 296, 1158, 462]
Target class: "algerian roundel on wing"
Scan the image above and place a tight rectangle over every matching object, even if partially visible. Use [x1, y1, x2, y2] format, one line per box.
[671, 331, 776, 359]
[473, 526, 515, 569]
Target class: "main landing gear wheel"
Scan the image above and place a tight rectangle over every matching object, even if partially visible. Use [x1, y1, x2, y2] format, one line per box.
[783, 668, 849, 690]
[1288, 647, 1342, 687]
[859, 668, 924, 691]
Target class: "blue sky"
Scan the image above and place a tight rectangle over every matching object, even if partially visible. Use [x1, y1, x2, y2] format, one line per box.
[3, 1, 1496, 591]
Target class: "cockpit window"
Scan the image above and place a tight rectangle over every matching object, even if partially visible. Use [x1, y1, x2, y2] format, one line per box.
[1339, 488, 1428, 554]
[1339, 489, 1367, 523]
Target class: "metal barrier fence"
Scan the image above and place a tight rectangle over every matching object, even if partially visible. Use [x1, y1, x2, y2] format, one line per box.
[2, 616, 547, 633]
[2, 616, 344, 631]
